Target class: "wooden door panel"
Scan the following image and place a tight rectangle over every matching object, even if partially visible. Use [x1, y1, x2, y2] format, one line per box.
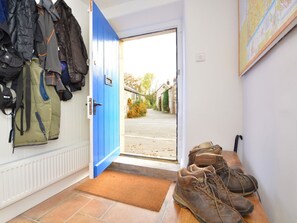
[92, 2, 120, 178]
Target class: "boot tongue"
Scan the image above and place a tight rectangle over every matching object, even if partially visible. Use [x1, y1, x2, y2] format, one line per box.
[197, 141, 213, 148]
[203, 165, 216, 173]
[188, 164, 216, 174]
[188, 170, 218, 197]
[191, 169, 206, 180]
[212, 155, 227, 170]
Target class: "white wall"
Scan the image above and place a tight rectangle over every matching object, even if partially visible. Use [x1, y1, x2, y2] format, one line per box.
[242, 27, 297, 223]
[99, 0, 242, 166]
[0, 0, 90, 165]
[0, 1, 90, 221]
[182, 0, 242, 166]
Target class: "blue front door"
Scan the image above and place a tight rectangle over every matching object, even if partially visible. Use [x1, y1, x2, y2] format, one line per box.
[92, 2, 120, 178]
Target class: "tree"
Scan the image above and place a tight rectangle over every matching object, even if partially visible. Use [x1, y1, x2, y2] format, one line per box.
[141, 73, 154, 95]
[145, 92, 156, 108]
[124, 73, 141, 92]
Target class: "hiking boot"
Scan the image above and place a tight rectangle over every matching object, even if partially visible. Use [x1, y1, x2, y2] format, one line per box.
[188, 164, 254, 216]
[188, 142, 244, 173]
[193, 153, 258, 196]
[188, 142, 222, 165]
[173, 168, 243, 223]
[197, 141, 214, 148]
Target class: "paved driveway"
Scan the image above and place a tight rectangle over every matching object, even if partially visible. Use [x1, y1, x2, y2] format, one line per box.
[124, 109, 177, 159]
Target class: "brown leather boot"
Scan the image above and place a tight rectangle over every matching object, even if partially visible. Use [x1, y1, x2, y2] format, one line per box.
[188, 142, 243, 173]
[188, 164, 254, 216]
[188, 142, 222, 166]
[173, 168, 243, 223]
[193, 153, 258, 196]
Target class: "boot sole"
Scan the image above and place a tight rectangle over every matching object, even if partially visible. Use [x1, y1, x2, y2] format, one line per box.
[173, 192, 208, 223]
[231, 190, 256, 197]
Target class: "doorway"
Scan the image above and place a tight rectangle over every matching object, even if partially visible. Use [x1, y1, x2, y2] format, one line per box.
[120, 29, 177, 161]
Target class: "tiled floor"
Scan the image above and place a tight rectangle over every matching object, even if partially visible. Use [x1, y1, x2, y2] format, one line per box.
[8, 152, 269, 223]
[8, 178, 181, 223]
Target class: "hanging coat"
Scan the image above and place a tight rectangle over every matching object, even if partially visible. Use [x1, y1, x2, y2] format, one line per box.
[7, 0, 38, 60]
[36, 2, 61, 75]
[54, 0, 88, 91]
[36, 0, 65, 93]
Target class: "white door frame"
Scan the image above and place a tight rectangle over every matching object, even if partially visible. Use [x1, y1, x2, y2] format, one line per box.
[117, 19, 184, 163]
[87, 1, 94, 178]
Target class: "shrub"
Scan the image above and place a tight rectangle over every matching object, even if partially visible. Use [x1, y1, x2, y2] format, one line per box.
[127, 100, 147, 118]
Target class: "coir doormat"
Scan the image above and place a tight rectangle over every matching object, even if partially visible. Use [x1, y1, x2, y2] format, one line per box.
[76, 170, 172, 212]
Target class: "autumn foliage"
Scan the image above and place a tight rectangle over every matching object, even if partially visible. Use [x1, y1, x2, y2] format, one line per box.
[127, 99, 147, 118]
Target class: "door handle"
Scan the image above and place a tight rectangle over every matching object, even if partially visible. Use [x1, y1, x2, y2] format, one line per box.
[93, 100, 102, 115]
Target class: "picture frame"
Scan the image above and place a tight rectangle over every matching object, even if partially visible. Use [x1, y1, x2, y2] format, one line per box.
[239, 1, 297, 76]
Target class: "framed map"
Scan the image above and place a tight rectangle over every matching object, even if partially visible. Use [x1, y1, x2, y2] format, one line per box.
[239, 0, 297, 75]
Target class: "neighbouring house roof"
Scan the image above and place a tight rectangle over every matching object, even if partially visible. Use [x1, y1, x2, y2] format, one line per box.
[155, 83, 169, 94]
[124, 85, 144, 96]
[168, 82, 177, 91]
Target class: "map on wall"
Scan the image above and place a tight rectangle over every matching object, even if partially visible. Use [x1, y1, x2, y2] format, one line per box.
[239, 0, 297, 75]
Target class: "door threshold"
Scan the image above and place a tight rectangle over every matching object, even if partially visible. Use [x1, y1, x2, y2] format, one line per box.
[121, 152, 177, 162]
[107, 155, 180, 181]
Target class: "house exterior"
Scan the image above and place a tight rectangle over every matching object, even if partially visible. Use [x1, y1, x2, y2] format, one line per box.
[168, 83, 176, 114]
[155, 82, 176, 114]
[155, 83, 170, 111]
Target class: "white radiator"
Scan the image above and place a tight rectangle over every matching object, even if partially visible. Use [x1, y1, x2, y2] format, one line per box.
[0, 142, 89, 209]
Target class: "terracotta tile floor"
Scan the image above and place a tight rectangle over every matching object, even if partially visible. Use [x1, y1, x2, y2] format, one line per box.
[8, 178, 181, 223]
[8, 152, 269, 223]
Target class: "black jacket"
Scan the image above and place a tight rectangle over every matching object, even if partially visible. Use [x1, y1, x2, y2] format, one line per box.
[54, 0, 88, 89]
[7, 0, 38, 61]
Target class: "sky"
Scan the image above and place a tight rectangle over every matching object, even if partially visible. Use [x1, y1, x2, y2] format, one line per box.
[122, 31, 177, 91]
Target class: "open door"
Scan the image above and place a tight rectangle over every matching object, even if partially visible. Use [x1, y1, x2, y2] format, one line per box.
[88, 1, 120, 178]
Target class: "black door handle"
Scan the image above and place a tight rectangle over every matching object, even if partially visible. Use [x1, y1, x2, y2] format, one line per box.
[93, 100, 102, 115]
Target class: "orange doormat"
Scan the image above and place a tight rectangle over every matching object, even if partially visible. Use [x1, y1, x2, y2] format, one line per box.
[76, 170, 172, 212]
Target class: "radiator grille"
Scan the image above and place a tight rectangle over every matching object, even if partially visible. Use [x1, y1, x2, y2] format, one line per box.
[0, 142, 89, 208]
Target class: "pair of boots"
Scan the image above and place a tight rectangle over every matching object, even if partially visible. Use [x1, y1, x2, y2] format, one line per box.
[188, 141, 258, 196]
[173, 142, 258, 223]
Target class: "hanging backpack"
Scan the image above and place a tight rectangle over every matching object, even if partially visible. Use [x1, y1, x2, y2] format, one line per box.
[13, 59, 61, 148]
[0, 45, 24, 82]
[0, 22, 23, 83]
[0, 82, 16, 114]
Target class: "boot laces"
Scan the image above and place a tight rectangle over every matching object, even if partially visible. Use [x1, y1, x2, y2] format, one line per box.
[193, 175, 224, 223]
[207, 174, 246, 223]
[217, 159, 258, 194]
[206, 173, 236, 210]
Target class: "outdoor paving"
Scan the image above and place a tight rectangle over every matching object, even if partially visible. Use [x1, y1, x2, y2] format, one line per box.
[124, 109, 177, 160]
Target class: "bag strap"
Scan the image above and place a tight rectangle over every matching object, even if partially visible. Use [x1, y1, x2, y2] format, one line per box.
[24, 64, 31, 131]
[15, 64, 31, 135]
